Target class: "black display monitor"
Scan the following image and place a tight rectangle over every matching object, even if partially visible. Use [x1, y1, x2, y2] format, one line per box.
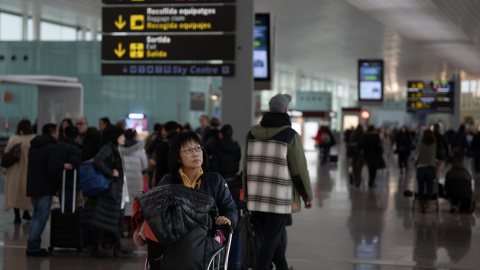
[406, 80, 454, 113]
[254, 14, 271, 89]
[358, 59, 384, 102]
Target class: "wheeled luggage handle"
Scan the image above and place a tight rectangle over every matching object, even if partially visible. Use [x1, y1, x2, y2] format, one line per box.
[61, 169, 77, 214]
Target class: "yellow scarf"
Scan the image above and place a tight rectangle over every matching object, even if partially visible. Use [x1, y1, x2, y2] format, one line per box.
[179, 167, 203, 189]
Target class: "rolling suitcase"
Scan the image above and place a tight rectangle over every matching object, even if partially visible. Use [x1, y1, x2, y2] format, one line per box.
[49, 169, 83, 252]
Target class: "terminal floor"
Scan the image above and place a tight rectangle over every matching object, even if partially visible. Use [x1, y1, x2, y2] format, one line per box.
[1, 150, 480, 270]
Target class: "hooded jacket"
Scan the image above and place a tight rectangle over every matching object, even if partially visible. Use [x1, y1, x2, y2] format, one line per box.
[242, 112, 313, 214]
[208, 138, 241, 179]
[119, 140, 148, 216]
[26, 134, 58, 198]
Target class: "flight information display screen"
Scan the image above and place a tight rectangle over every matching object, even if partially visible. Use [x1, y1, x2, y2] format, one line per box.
[406, 80, 454, 113]
[253, 14, 270, 81]
[358, 59, 383, 101]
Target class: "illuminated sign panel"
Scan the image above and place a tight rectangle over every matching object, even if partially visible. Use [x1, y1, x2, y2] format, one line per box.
[102, 63, 234, 76]
[407, 80, 454, 113]
[253, 14, 270, 81]
[102, 6, 235, 33]
[358, 59, 384, 101]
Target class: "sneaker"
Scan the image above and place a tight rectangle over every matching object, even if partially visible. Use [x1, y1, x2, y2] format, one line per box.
[26, 248, 51, 257]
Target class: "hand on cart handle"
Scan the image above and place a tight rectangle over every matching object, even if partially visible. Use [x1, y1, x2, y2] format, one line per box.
[215, 216, 231, 226]
[64, 163, 73, 170]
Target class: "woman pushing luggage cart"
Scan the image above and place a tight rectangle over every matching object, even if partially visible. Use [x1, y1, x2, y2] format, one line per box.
[131, 131, 237, 269]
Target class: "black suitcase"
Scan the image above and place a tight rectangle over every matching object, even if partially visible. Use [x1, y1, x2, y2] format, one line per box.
[49, 169, 83, 252]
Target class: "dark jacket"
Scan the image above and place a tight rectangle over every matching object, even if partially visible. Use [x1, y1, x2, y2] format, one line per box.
[158, 171, 238, 229]
[445, 162, 472, 200]
[26, 134, 58, 198]
[208, 138, 241, 179]
[364, 132, 382, 168]
[434, 132, 449, 161]
[450, 131, 468, 153]
[54, 137, 82, 197]
[395, 132, 412, 154]
[348, 132, 365, 158]
[148, 132, 177, 183]
[82, 142, 124, 232]
[80, 127, 101, 162]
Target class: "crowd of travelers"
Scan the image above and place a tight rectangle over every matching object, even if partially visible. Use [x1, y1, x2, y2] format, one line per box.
[343, 123, 477, 214]
[1, 93, 314, 270]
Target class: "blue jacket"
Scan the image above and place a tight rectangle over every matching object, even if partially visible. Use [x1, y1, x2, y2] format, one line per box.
[158, 171, 238, 229]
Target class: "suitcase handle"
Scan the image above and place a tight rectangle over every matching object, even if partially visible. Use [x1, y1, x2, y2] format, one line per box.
[61, 169, 77, 214]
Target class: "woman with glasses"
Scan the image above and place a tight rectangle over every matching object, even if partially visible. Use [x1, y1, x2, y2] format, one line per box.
[157, 131, 238, 228]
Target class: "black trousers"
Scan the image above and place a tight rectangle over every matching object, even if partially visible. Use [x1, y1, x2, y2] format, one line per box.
[251, 211, 290, 270]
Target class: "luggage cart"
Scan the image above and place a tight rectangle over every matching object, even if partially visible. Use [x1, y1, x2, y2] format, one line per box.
[143, 224, 233, 270]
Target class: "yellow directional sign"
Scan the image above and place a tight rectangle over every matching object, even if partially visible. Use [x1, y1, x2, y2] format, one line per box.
[114, 43, 126, 58]
[115, 15, 126, 30]
[129, 43, 144, 58]
[130, 15, 145, 30]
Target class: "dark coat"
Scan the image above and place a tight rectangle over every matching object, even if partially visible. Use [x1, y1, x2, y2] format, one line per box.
[82, 142, 124, 232]
[80, 127, 101, 162]
[147, 132, 177, 183]
[445, 162, 472, 200]
[450, 131, 468, 153]
[158, 171, 238, 229]
[26, 135, 58, 198]
[364, 132, 382, 168]
[434, 132, 449, 161]
[395, 132, 412, 154]
[54, 137, 82, 185]
[208, 138, 241, 179]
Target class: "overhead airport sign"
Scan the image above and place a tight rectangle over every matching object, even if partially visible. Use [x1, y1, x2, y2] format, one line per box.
[103, 0, 235, 4]
[407, 80, 454, 113]
[102, 34, 235, 61]
[102, 63, 234, 76]
[102, 6, 235, 33]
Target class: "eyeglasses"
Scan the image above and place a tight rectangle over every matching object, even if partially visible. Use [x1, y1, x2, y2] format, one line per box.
[180, 145, 203, 154]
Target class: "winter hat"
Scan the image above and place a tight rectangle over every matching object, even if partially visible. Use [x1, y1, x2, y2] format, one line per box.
[269, 94, 291, 113]
[103, 125, 124, 144]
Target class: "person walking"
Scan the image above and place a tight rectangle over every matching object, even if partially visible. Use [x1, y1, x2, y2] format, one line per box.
[119, 129, 148, 234]
[26, 123, 59, 256]
[82, 125, 130, 258]
[3, 119, 36, 223]
[415, 129, 437, 213]
[207, 124, 241, 180]
[433, 124, 449, 181]
[243, 93, 313, 270]
[363, 125, 383, 187]
[349, 125, 365, 187]
[395, 126, 413, 174]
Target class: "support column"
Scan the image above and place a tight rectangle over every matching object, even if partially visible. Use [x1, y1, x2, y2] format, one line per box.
[221, 0, 254, 150]
[32, 5, 41, 40]
[452, 73, 461, 129]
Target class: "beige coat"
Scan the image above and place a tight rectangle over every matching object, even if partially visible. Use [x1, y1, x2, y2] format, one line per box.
[3, 134, 36, 211]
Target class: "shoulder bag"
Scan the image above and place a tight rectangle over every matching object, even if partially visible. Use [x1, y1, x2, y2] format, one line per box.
[1, 143, 22, 168]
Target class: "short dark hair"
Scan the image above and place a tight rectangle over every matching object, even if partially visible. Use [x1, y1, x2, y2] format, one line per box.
[210, 117, 221, 127]
[421, 129, 435, 145]
[16, 119, 34, 135]
[153, 123, 161, 132]
[168, 131, 209, 178]
[220, 124, 233, 138]
[164, 121, 179, 133]
[125, 128, 137, 140]
[64, 126, 79, 138]
[99, 117, 111, 125]
[42, 123, 57, 136]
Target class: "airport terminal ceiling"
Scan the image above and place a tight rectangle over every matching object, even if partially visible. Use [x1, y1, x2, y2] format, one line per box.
[2, 0, 480, 93]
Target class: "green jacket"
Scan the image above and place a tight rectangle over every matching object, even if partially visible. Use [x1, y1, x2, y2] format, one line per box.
[242, 113, 313, 214]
